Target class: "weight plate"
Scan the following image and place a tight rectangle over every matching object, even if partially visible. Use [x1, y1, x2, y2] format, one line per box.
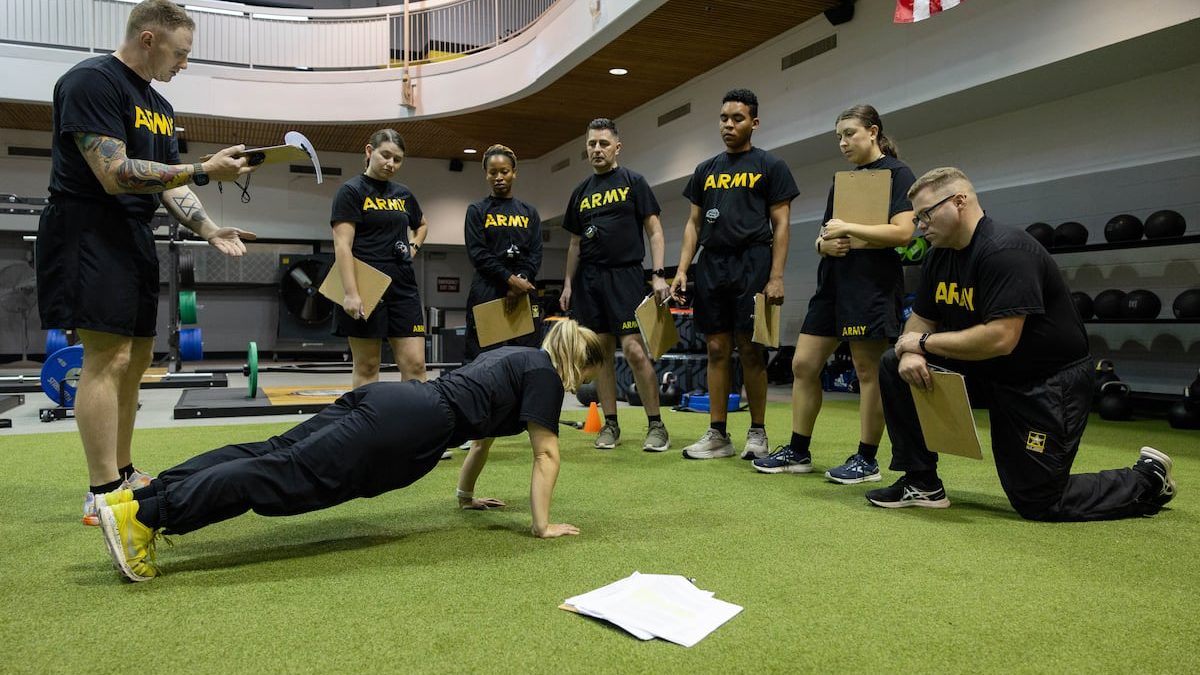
[180, 327, 203, 361]
[247, 341, 258, 399]
[179, 290, 198, 324]
[41, 345, 83, 407]
[45, 329, 68, 356]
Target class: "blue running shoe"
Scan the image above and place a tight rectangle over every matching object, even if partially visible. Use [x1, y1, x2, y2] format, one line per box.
[752, 445, 812, 474]
[825, 453, 882, 484]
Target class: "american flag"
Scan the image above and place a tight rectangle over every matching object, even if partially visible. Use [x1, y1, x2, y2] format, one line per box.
[894, 0, 964, 23]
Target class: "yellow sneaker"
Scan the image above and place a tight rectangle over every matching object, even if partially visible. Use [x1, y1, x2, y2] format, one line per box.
[99, 501, 162, 582]
[82, 484, 141, 526]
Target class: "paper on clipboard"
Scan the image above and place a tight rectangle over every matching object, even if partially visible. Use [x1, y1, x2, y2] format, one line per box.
[317, 257, 391, 320]
[201, 131, 323, 183]
[473, 294, 535, 348]
[909, 366, 983, 460]
[832, 169, 891, 226]
[634, 295, 679, 361]
[752, 293, 780, 348]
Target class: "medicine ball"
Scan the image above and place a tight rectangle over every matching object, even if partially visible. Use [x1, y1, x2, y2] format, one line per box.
[1025, 222, 1054, 249]
[1071, 291, 1094, 320]
[1103, 214, 1143, 242]
[1168, 400, 1200, 429]
[1053, 221, 1089, 247]
[1144, 209, 1186, 239]
[576, 381, 598, 406]
[1173, 289, 1200, 319]
[1092, 289, 1127, 319]
[1096, 381, 1133, 421]
[1121, 289, 1161, 319]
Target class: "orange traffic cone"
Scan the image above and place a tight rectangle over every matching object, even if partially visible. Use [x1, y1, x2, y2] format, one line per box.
[583, 402, 602, 433]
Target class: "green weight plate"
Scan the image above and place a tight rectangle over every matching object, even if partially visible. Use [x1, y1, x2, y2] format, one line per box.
[247, 341, 258, 399]
[179, 290, 198, 324]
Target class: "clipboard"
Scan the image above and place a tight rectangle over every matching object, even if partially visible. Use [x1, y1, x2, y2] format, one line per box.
[201, 131, 323, 184]
[909, 366, 983, 460]
[634, 295, 679, 361]
[832, 169, 891, 226]
[473, 294, 535, 348]
[317, 257, 391, 320]
[752, 293, 780, 348]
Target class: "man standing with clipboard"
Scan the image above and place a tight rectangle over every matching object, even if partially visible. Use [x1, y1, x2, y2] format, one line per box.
[869, 167, 1176, 520]
[560, 118, 671, 452]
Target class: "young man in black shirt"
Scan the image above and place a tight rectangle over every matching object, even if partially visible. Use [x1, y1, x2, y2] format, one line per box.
[669, 89, 800, 460]
[36, 0, 257, 527]
[560, 118, 671, 452]
[867, 167, 1176, 520]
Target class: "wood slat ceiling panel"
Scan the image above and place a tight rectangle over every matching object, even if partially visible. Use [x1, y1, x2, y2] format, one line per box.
[1, 0, 838, 159]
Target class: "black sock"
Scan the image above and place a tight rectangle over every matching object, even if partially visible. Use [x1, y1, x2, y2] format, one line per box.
[135, 496, 162, 529]
[90, 478, 123, 495]
[119, 464, 135, 481]
[908, 470, 940, 487]
[789, 433, 812, 457]
[647, 414, 661, 424]
[605, 414, 619, 426]
[858, 442, 879, 462]
[750, 422, 765, 430]
[711, 421, 727, 435]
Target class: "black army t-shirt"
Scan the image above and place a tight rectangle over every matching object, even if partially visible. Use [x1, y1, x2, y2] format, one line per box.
[330, 175, 424, 265]
[465, 196, 543, 283]
[430, 347, 564, 446]
[562, 166, 660, 266]
[913, 216, 1089, 383]
[49, 55, 181, 222]
[682, 147, 799, 249]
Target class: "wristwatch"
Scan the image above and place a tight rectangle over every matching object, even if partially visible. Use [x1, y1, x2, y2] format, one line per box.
[918, 332, 931, 354]
[651, 268, 666, 278]
[192, 163, 209, 186]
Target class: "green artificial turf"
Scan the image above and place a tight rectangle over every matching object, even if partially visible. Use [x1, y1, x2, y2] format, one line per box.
[1, 401, 1196, 673]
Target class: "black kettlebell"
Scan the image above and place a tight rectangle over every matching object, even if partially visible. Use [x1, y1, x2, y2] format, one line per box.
[576, 381, 598, 406]
[626, 381, 643, 407]
[1096, 381, 1133, 421]
[659, 371, 681, 407]
[1168, 400, 1200, 429]
[1093, 360, 1119, 401]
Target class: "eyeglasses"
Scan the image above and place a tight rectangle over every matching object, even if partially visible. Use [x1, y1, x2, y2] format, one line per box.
[913, 193, 959, 226]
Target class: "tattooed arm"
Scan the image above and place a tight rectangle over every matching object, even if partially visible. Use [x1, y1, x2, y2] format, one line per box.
[161, 185, 256, 257]
[74, 132, 194, 194]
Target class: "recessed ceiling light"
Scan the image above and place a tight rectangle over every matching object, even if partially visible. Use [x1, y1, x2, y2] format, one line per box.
[608, 68, 628, 76]
[463, 148, 478, 154]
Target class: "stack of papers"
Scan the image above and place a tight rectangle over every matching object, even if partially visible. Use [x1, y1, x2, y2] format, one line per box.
[561, 572, 743, 647]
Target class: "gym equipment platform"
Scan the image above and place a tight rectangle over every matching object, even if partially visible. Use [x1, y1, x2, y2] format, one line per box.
[1, 393, 24, 414]
[174, 385, 349, 419]
[0, 369, 227, 395]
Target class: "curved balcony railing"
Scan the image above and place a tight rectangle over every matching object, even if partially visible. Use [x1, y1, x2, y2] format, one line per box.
[0, 0, 559, 71]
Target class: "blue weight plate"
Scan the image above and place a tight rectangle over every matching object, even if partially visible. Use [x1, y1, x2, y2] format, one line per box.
[41, 344, 83, 407]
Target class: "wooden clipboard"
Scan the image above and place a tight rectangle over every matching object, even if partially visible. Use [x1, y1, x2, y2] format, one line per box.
[473, 294, 535, 348]
[832, 169, 892, 226]
[752, 293, 780, 348]
[634, 295, 679, 361]
[909, 366, 983, 460]
[317, 257, 391, 320]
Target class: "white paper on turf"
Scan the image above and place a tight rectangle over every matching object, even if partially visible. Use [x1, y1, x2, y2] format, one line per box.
[563, 572, 742, 647]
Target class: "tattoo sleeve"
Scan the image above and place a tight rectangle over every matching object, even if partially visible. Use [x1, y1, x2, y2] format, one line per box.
[75, 132, 192, 194]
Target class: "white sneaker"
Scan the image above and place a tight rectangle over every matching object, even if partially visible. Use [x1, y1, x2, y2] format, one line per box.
[682, 428, 736, 459]
[741, 428, 769, 459]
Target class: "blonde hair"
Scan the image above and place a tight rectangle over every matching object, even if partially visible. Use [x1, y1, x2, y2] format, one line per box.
[125, 0, 194, 41]
[907, 166, 974, 201]
[541, 320, 603, 393]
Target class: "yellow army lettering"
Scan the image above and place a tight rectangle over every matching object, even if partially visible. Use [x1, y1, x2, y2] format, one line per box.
[362, 197, 407, 212]
[933, 281, 975, 311]
[620, 319, 638, 331]
[578, 187, 631, 212]
[484, 213, 531, 228]
[841, 325, 867, 337]
[412, 324, 426, 333]
[132, 105, 174, 136]
[702, 172, 763, 190]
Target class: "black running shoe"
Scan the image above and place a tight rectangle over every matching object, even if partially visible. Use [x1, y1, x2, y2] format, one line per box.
[865, 475, 950, 509]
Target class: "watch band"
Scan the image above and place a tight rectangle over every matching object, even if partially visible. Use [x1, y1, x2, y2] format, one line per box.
[918, 332, 930, 354]
[651, 268, 666, 278]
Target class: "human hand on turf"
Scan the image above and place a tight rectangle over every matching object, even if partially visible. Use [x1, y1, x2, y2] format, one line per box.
[898, 351, 932, 391]
[206, 227, 257, 256]
[534, 523, 580, 538]
[459, 496, 506, 510]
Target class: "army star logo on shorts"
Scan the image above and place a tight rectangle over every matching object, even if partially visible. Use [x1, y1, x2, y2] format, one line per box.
[1025, 430, 1047, 453]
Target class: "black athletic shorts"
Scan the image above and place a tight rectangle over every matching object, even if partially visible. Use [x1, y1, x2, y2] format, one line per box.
[693, 245, 771, 335]
[801, 248, 903, 340]
[36, 198, 159, 337]
[463, 275, 542, 361]
[571, 263, 644, 336]
[333, 261, 426, 339]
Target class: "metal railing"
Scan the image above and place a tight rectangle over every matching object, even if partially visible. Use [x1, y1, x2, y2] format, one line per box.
[0, 0, 559, 71]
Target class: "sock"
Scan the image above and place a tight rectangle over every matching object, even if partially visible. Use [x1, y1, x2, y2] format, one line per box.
[789, 433, 812, 457]
[90, 478, 123, 495]
[857, 442, 879, 462]
[647, 415, 662, 424]
[604, 414, 619, 426]
[908, 470, 940, 488]
[750, 422, 765, 430]
[119, 464, 136, 481]
[710, 421, 727, 436]
[135, 496, 162, 529]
